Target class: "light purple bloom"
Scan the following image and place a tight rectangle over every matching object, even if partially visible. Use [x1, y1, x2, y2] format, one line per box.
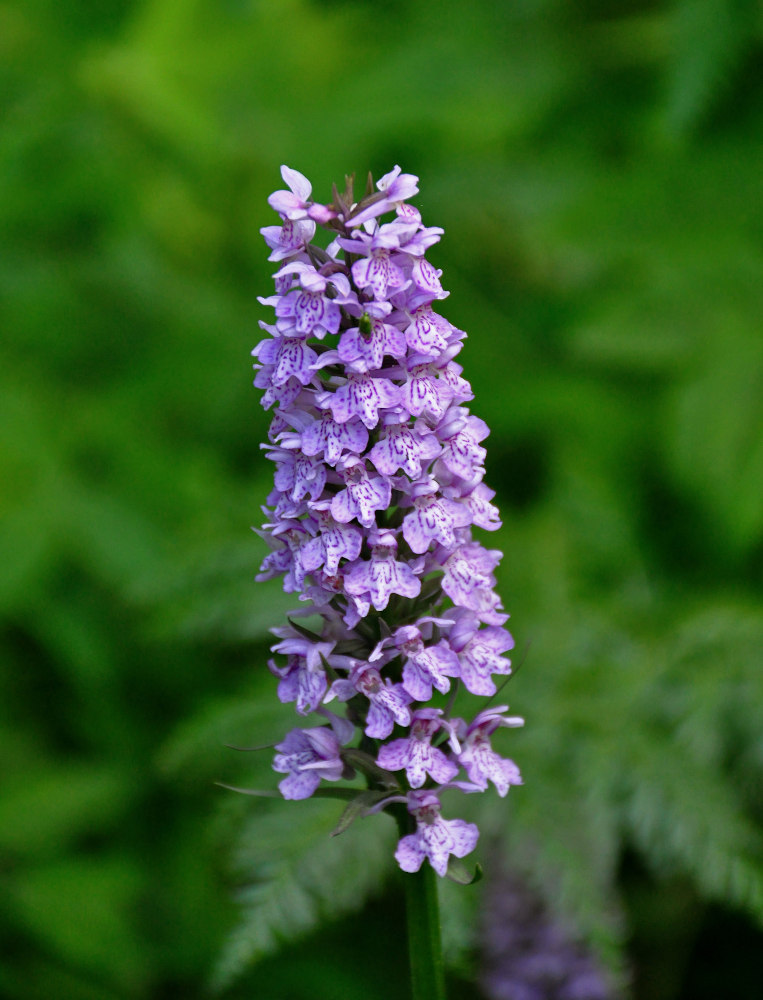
[402, 491, 473, 554]
[273, 264, 346, 338]
[404, 305, 453, 357]
[368, 421, 440, 478]
[454, 624, 514, 696]
[329, 662, 412, 739]
[394, 791, 479, 877]
[268, 633, 337, 714]
[437, 412, 490, 481]
[261, 216, 316, 261]
[273, 726, 345, 799]
[301, 509, 362, 576]
[442, 542, 502, 607]
[269, 447, 326, 503]
[338, 315, 407, 372]
[267, 165, 313, 220]
[455, 707, 524, 796]
[250, 165, 522, 876]
[344, 531, 422, 612]
[345, 165, 420, 226]
[403, 363, 452, 420]
[330, 459, 392, 529]
[254, 335, 318, 387]
[327, 373, 401, 429]
[270, 653, 328, 716]
[411, 257, 447, 299]
[462, 482, 502, 531]
[301, 411, 369, 464]
[395, 624, 461, 701]
[377, 709, 458, 788]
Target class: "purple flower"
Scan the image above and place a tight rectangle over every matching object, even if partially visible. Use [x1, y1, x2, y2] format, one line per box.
[329, 661, 412, 739]
[268, 632, 337, 715]
[442, 542, 504, 614]
[338, 314, 407, 372]
[261, 216, 316, 262]
[301, 411, 369, 464]
[344, 530, 422, 613]
[404, 305, 453, 357]
[327, 373, 401, 429]
[455, 707, 524, 796]
[437, 411, 490, 482]
[368, 421, 441, 478]
[345, 165, 420, 226]
[273, 726, 345, 799]
[377, 709, 458, 788]
[267, 165, 313, 220]
[269, 447, 326, 503]
[254, 335, 318, 387]
[273, 263, 348, 338]
[330, 458, 392, 528]
[394, 624, 460, 701]
[402, 363, 452, 420]
[301, 509, 362, 576]
[402, 490, 473, 554]
[250, 165, 523, 877]
[394, 791, 479, 877]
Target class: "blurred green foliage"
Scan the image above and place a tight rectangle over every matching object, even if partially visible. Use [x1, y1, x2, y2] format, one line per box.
[2, 1, 763, 998]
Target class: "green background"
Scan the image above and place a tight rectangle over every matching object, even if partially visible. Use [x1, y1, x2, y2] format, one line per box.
[2, 1, 763, 998]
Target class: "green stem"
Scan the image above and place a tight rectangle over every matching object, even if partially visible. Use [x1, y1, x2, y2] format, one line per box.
[396, 810, 447, 1000]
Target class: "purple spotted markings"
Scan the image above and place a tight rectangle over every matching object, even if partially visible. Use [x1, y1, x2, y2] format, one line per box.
[249, 165, 523, 878]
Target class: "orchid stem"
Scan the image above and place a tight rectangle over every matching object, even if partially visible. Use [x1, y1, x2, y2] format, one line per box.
[397, 810, 447, 1000]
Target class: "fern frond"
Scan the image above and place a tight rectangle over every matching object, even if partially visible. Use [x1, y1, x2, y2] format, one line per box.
[212, 800, 396, 991]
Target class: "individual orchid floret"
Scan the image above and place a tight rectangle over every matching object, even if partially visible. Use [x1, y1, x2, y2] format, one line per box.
[260, 216, 317, 262]
[410, 258, 447, 301]
[339, 223, 416, 300]
[345, 165, 420, 226]
[394, 624, 461, 702]
[338, 313, 407, 372]
[273, 263, 351, 338]
[403, 362, 453, 421]
[327, 372, 402, 429]
[300, 411, 369, 465]
[368, 420, 441, 479]
[377, 709, 458, 788]
[268, 633, 336, 715]
[455, 706, 524, 797]
[272, 726, 346, 800]
[300, 507, 362, 576]
[330, 458, 392, 529]
[328, 661, 412, 739]
[404, 305, 454, 357]
[394, 791, 479, 877]
[267, 165, 314, 221]
[253, 335, 318, 388]
[447, 610, 515, 696]
[460, 482, 502, 531]
[441, 542, 503, 610]
[402, 488, 473, 554]
[437, 411, 490, 482]
[344, 529, 422, 613]
[269, 446, 327, 504]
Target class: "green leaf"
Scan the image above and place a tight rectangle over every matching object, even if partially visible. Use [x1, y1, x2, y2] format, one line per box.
[340, 748, 399, 788]
[445, 859, 483, 886]
[331, 790, 395, 837]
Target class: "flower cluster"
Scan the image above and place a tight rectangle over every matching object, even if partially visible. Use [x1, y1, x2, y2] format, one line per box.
[254, 165, 522, 877]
